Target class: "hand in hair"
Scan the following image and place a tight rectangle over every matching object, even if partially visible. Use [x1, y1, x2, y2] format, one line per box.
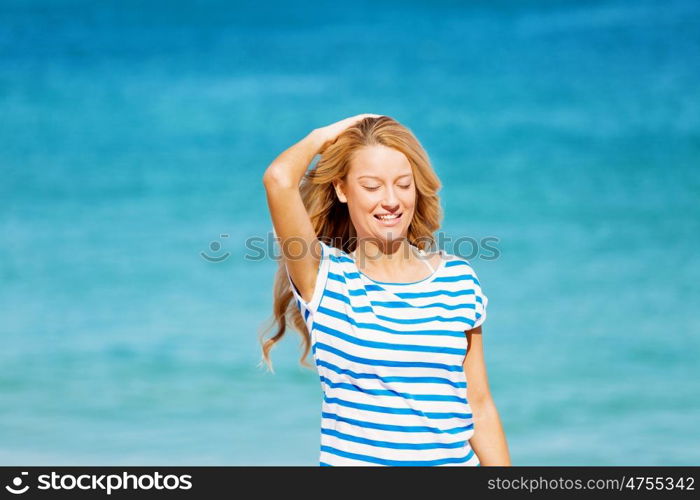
[315, 113, 384, 154]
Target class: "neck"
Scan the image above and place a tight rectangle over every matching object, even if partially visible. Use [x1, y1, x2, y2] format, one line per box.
[351, 239, 421, 270]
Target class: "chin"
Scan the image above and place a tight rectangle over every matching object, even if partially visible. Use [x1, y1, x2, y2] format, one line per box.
[374, 229, 406, 241]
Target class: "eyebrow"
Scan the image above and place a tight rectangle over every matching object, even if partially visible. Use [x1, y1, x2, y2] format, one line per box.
[357, 174, 412, 181]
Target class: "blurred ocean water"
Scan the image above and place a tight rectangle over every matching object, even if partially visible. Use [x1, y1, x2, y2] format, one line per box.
[1, 0, 698, 464]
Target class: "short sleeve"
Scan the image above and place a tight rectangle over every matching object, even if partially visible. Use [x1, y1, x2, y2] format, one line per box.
[284, 239, 331, 320]
[465, 261, 488, 330]
[472, 278, 488, 329]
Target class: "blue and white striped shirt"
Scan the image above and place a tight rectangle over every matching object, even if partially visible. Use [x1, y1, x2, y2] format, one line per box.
[285, 240, 488, 466]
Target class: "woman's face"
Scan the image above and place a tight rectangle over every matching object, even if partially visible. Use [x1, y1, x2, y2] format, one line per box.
[334, 145, 416, 246]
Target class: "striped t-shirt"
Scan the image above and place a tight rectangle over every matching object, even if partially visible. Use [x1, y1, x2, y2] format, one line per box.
[285, 240, 489, 466]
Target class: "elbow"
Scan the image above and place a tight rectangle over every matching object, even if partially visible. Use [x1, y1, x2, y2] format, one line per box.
[468, 388, 494, 409]
[263, 165, 296, 191]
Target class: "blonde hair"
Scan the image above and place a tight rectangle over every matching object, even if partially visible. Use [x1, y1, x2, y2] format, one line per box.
[258, 116, 443, 373]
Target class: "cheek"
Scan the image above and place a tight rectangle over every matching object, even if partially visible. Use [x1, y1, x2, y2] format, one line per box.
[351, 191, 380, 210]
[347, 192, 378, 220]
[401, 189, 416, 210]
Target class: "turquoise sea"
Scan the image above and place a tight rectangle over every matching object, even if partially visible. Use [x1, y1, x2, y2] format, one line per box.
[1, 0, 698, 465]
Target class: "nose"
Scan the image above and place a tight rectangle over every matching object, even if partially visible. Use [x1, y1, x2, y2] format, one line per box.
[381, 186, 400, 211]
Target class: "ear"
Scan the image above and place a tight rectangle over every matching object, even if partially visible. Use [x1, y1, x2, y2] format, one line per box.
[333, 179, 348, 203]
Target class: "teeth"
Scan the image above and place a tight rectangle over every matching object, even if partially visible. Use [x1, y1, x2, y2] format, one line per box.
[376, 214, 400, 220]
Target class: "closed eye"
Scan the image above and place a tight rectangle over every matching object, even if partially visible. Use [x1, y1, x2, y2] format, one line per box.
[362, 184, 411, 191]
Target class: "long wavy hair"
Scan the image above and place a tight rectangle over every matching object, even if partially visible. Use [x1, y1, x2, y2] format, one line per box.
[258, 115, 443, 373]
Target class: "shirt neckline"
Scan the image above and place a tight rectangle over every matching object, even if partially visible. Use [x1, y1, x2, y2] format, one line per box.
[344, 247, 446, 286]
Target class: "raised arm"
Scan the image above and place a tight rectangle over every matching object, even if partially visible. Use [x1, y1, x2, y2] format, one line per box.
[262, 129, 327, 304]
[262, 114, 381, 304]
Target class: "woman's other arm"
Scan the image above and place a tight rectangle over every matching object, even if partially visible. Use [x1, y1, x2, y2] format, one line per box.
[464, 326, 512, 466]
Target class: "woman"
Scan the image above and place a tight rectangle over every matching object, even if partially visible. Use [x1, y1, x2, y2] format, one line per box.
[260, 114, 511, 466]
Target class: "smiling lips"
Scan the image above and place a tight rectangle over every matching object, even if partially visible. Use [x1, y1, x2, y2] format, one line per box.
[374, 212, 402, 226]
